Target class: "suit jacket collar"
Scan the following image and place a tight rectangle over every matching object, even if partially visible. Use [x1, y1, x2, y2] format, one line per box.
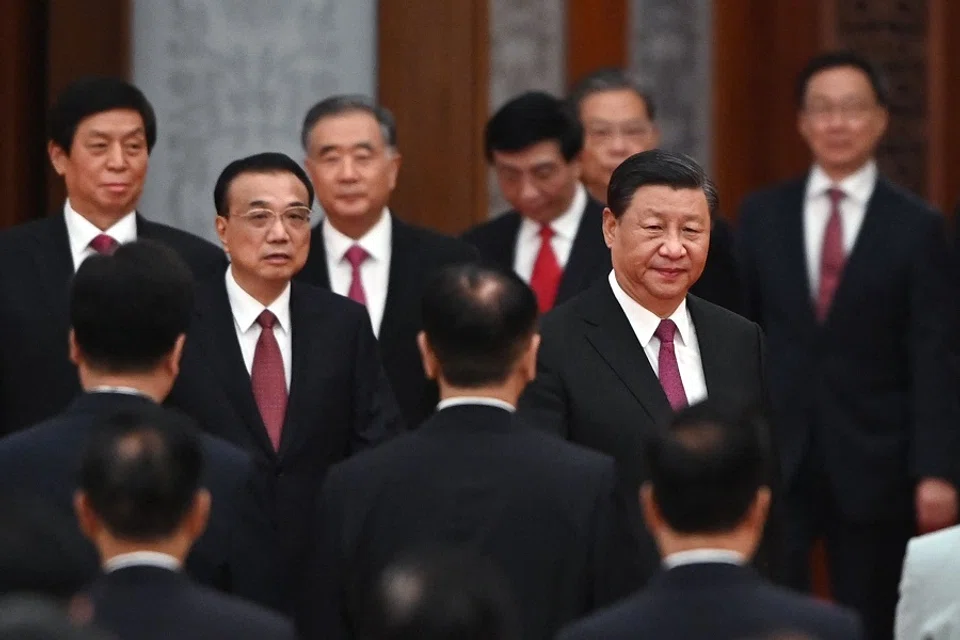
[419, 403, 516, 435]
[64, 391, 156, 417]
[650, 561, 758, 590]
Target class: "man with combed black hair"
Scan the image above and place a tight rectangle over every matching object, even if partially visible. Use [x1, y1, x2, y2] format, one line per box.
[557, 402, 861, 640]
[77, 407, 295, 640]
[301, 262, 636, 640]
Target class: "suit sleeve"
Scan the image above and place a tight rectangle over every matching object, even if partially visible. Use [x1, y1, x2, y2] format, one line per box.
[588, 460, 645, 607]
[350, 312, 405, 453]
[517, 322, 571, 439]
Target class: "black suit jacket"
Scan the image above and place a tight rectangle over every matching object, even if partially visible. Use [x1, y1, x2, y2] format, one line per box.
[518, 281, 769, 579]
[0, 392, 280, 608]
[462, 196, 611, 305]
[690, 216, 744, 314]
[167, 273, 405, 606]
[0, 213, 225, 435]
[296, 216, 478, 426]
[302, 404, 638, 640]
[738, 176, 960, 522]
[90, 565, 295, 640]
[556, 562, 862, 640]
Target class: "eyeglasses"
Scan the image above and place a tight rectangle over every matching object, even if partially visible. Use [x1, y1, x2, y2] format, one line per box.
[234, 207, 312, 231]
[584, 121, 654, 144]
[803, 101, 877, 121]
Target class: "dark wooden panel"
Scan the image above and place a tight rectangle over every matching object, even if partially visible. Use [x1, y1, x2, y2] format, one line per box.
[566, 0, 628, 86]
[377, 0, 489, 235]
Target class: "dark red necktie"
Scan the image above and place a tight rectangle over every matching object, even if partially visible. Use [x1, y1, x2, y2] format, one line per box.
[251, 310, 287, 450]
[529, 225, 562, 313]
[655, 319, 687, 410]
[89, 234, 119, 255]
[816, 188, 846, 322]
[344, 245, 369, 306]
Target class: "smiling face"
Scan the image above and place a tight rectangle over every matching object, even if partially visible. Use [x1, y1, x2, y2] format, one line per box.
[603, 184, 710, 317]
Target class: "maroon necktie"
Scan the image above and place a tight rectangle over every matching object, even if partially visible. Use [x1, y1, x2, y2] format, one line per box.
[816, 188, 846, 322]
[344, 245, 369, 306]
[89, 234, 119, 255]
[655, 319, 687, 410]
[250, 310, 287, 450]
[529, 225, 562, 313]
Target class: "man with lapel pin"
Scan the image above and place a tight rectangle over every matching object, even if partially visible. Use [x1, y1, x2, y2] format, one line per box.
[738, 51, 960, 640]
[296, 95, 478, 427]
[167, 151, 404, 612]
[519, 148, 769, 585]
[0, 76, 225, 436]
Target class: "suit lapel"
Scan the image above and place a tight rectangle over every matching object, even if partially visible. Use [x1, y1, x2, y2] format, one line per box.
[688, 296, 743, 407]
[303, 223, 333, 289]
[279, 282, 322, 456]
[557, 198, 606, 302]
[29, 216, 75, 316]
[579, 282, 672, 425]
[379, 218, 419, 349]
[493, 213, 522, 270]
[778, 180, 818, 325]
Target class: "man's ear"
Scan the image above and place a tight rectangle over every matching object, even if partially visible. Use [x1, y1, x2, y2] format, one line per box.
[417, 331, 438, 381]
[73, 491, 99, 541]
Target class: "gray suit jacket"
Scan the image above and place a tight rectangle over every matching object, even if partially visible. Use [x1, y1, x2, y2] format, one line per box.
[897, 525, 960, 640]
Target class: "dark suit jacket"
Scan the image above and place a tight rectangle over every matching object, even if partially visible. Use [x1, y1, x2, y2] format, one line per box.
[90, 565, 295, 640]
[167, 273, 405, 606]
[0, 213, 225, 435]
[462, 196, 611, 306]
[302, 404, 638, 640]
[738, 176, 959, 522]
[690, 216, 743, 314]
[518, 281, 769, 580]
[0, 392, 280, 609]
[556, 562, 863, 640]
[296, 216, 478, 427]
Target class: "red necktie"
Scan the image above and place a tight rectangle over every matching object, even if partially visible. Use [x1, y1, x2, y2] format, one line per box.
[344, 245, 369, 306]
[655, 319, 687, 410]
[251, 310, 287, 450]
[529, 225, 562, 313]
[816, 188, 846, 322]
[89, 234, 119, 255]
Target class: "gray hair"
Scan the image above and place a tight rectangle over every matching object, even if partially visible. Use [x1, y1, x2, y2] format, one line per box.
[567, 68, 657, 121]
[300, 94, 397, 151]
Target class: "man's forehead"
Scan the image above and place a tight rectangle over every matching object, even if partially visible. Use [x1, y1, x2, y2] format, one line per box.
[310, 111, 385, 146]
[492, 141, 565, 168]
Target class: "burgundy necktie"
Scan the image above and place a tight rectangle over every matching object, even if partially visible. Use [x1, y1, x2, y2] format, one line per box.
[816, 188, 846, 322]
[344, 245, 369, 306]
[529, 225, 562, 313]
[89, 234, 119, 255]
[655, 319, 687, 410]
[250, 310, 287, 450]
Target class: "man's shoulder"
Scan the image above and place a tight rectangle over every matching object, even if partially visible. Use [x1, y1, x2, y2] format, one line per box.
[0, 216, 56, 250]
[0, 415, 76, 457]
[688, 295, 757, 335]
[556, 593, 647, 640]
[461, 211, 521, 244]
[393, 217, 478, 263]
[138, 218, 226, 272]
[905, 524, 960, 573]
[290, 279, 369, 324]
[738, 177, 807, 222]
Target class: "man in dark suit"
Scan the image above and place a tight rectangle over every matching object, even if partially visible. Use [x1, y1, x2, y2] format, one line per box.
[0, 77, 225, 436]
[557, 403, 862, 640]
[167, 152, 405, 611]
[568, 68, 742, 313]
[0, 240, 280, 609]
[462, 91, 611, 313]
[301, 263, 637, 640]
[519, 149, 769, 582]
[76, 407, 295, 640]
[296, 95, 477, 426]
[737, 51, 960, 640]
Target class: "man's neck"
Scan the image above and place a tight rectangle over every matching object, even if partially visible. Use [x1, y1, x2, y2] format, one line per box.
[230, 265, 288, 307]
[584, 179, 607, 205]
[80, 373, 165, 403]
[614, 271, 683, 319]
[817, 159, 871, 184]
[326, 209, 385, 241]
[657, 530, 755, 559]
[99, 538, 188, 567]
[69, 199, 129, 232]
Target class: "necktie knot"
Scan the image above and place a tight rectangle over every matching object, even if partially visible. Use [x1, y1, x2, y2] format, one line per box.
[538, 224, 555, 241]
[826, 187, 846, 207]
[89, 234, 119, 256]
[256, 310, 278, 330]
[654, 319, 678, 344]
[344, 245, 369, 269]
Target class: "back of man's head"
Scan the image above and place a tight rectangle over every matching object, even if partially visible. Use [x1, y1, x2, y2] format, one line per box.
[76, 407, 206, 547]
[361, 549, 520, 640]
[644, 402, 771, 539]
[420, 263, 538, 389]
[69, 240, 194, 375]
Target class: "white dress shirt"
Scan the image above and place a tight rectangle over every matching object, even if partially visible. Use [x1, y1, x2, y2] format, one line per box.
[64, 200, 138, 271]
[803, 160, 877, 294]
[436, 397, 517, 413]
[104, 550, 181, 573]
[608, 271, 708, 406]
[513, 182, 588, 283]
[225, 267, 292, 391]
[323, 209, 392, 337]
[662, 548, 746, 569]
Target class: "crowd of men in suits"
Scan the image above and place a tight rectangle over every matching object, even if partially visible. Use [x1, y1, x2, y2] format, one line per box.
[0, 48, 957, 640]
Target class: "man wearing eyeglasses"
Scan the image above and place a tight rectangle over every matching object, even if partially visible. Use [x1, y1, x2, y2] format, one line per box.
[166, 152, 404, 614]
[737, 51, 959, 640]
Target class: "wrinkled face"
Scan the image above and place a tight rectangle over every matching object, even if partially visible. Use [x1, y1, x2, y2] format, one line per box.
[603, 185, 710, 314]
[303, 111, 400, 225]
[579, 89, 658, 201]
[798, 66, 888, 176]
[215, 171, 311, 286]
[48, 108, 149, 220]
[492, 140, 581, 224]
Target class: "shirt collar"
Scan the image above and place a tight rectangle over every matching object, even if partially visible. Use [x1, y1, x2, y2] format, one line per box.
[662, 548, 746, 569]
[436, 397, 517, 413]
[104, 551, 181, 573]
[607, 271, 692, 347]
[805, 160, 877, 205]
[224, 267, 291, 334]
[322, 208, 393, 263]
[89, 386, 152, 398]
[519, 182, 588, 240]
[64, 199, 138, 254]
